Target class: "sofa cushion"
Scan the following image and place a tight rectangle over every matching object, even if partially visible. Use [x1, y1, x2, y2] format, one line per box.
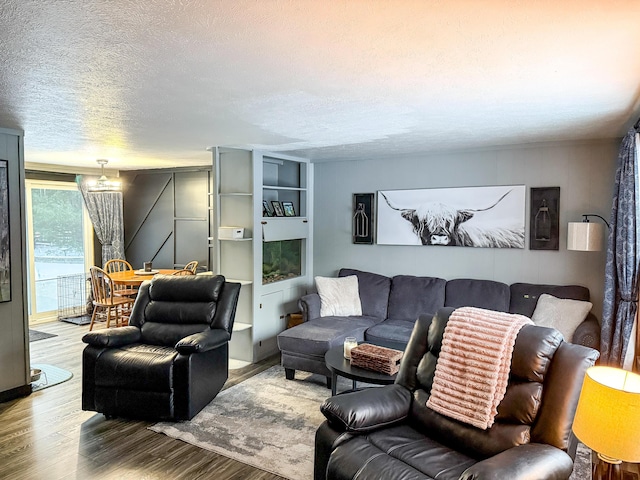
[531, 294, 593, 342]
[316, 275, 363, 317]
[365, 319, 419, 350]
[94, 343, 178, 390]
[327, 424, 476, 480]
[509, 283, 590, 317]
[339, 268, 391, 320]
[277, 316, 377, 357]
[387, 275, 446, 321]
[445, 278, 510, 311]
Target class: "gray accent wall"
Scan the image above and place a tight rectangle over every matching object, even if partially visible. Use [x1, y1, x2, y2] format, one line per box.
[312, 140, 618, 318]
[122, 168, 211, 272]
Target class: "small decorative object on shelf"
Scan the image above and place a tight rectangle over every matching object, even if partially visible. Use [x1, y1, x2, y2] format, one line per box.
[350, 344, 403, 375]
[271, 201, 285, 217]
[218, 227, 245, 239]
[282, 201, 296, 217]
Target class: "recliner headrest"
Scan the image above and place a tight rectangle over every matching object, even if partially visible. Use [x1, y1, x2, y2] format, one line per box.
[148, 274, 225, 302]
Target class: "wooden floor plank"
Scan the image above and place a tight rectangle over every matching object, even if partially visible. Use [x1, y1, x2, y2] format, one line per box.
[1, 321, 286, 479]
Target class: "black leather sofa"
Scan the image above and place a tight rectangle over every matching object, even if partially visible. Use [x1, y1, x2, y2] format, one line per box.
[82, 274, 240, 421]
[315, 307, 599, 480]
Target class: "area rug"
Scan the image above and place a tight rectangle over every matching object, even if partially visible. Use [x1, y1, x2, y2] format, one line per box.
[30, 363, 73, 392]
[150, 365, 592, 480]
[28, 329, 58, 342]
[570, 442, 592, 480]
[150, 366, 340, 480]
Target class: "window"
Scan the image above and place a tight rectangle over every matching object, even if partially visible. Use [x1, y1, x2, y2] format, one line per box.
[25, 180, 94, 323]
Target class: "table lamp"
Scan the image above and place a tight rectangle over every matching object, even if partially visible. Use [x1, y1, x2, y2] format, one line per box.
[573, 366, 640, 480]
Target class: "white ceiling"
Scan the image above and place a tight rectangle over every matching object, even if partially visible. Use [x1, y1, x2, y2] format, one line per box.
[1, 0, 640, 171]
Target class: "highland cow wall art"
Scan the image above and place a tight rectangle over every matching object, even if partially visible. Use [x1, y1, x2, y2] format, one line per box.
[377, 185, 526, 248]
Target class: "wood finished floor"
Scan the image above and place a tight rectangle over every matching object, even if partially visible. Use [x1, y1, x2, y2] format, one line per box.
[0, 321, 284, 480]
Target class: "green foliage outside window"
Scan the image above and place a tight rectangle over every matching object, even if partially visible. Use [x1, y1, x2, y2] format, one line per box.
[32, 188, 84, 254]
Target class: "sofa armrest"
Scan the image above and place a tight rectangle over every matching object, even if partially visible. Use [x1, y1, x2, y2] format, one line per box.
[320, 384, 411, 433]
[82, 326, 141, 348]
[175, 329, 231, 354]
[299, 293, 321, 322]
[459, 443, 573, 480]
[572, 313, 600, 350]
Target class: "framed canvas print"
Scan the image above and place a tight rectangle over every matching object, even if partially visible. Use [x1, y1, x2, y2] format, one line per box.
[377, 185, 525, 248]
[0, 160, 10, 302]
[271, 201, 285, 217]
[282, 201, 296, 217]
[529, 187, 560, 250]
[262, 200, 272, 217]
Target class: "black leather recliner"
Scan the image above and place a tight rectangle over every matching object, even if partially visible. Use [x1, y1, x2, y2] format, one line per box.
[315, 307, 599, 480]
[82, 274, 240, 421]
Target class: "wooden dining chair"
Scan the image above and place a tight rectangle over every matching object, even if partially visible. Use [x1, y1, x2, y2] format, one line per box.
[171, 269, 195, 276]
[89, 266, 134, 331]
[104, 259, 138, 297]
[184, 261, 198, 274]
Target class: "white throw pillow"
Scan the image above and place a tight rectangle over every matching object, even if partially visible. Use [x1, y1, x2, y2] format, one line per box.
[531, 293, 592, 342]
[315, 275, 363, 317]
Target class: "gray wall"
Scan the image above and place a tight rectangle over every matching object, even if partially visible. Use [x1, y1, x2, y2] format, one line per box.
[0, 128, 29, 399]
[313, 139, 619, 318]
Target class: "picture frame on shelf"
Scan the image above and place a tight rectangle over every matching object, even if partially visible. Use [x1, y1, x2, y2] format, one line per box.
[262, 200, 272, 217]
[271, 201, 285, 217]
[282, 201, 296, 217]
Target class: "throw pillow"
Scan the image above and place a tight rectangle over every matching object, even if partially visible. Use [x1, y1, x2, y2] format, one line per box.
[316, 275, 363, 317]
[531, 293, 592, 342]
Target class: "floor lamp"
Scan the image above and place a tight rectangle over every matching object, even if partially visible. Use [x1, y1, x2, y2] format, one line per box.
[573, 366, 640, 480]
[567, 214, 610, 251]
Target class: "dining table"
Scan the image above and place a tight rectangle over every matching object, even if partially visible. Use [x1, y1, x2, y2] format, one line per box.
[108, 269, 177, 287]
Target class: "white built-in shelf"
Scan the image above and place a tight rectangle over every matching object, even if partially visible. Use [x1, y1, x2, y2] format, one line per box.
[218, 237, 253, 242]
[233, 322, 252, 332]
[226, 278, 253, 285]
[263, 185, 306, 191]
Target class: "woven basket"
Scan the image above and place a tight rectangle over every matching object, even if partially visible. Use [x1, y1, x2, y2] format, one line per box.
[350, 344, 403, 375]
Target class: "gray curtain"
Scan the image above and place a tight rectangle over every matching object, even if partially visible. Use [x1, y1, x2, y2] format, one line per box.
[601, 126, 640, 366]
[76, 175, 125, 266]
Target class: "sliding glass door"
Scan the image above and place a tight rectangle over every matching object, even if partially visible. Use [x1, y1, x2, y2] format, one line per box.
[25, 180, 94, 323]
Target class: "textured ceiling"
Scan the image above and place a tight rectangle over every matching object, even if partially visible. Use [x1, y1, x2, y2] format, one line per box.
[1, 0, 640, 171]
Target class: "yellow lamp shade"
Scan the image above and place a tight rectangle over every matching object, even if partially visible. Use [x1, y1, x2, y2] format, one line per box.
[573, 366, 640, 463]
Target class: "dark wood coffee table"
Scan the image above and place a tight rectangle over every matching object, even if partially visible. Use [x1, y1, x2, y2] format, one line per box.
[324, 344, 397, 396]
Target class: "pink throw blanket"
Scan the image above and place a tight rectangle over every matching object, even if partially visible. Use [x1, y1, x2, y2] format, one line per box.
[426, 307, 532, 429]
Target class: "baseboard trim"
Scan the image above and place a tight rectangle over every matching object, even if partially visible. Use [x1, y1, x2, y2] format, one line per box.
[0, 384, 32, 403]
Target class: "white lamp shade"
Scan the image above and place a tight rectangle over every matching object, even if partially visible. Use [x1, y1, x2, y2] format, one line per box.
[573, 366, 640, 463]
[567, 222, 604, 251]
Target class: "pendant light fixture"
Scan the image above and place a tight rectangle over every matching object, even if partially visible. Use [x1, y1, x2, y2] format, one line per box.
[87, 159, 121, 192]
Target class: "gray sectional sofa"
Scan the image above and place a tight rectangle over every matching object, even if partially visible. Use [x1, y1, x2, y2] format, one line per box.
[276, 268, 600, 386]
